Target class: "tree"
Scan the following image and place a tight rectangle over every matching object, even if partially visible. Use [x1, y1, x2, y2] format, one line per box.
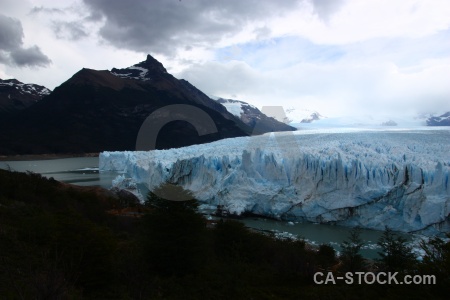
[419, 235, 450, 277]
[339, 227, 365, 273]
[142, 184, 207, 277]
[377, 226, 416, 272]
[145, 183, 198, 212]
[317, 244, 337, 270]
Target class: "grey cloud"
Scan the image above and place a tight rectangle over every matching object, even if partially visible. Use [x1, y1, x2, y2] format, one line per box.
[177, 60, 259, 96]
[29, 6, 65, 15]
[10, 46, 51, 67]
[84, 11, 103, 22]
[83, 0, 300, 56]
[52, 21, 89, 40]
[0, 14, 51, 67]
[178, 58, 450, 118]
[0, 14, 24, 50]
[30, 4, 98, 41]
[310, 0, 346, 20]
[0, 51, 9, 64]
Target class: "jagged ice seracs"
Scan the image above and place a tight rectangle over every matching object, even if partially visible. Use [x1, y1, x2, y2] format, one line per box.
[100, 128, 450, 234]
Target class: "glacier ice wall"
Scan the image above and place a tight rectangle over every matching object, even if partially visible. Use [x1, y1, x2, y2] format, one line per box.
[100, 129, 450, 233]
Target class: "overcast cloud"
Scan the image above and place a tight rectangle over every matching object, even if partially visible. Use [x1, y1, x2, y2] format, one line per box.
[83, 0, 301, 56]
[0, 14, 51, 67]
[1, 0, 449, 120]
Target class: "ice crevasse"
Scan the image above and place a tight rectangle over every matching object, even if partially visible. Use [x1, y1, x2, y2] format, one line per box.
[100, 129, 450, 234]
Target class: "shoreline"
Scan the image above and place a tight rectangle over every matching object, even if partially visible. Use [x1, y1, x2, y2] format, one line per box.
[0, 152, 99, 161]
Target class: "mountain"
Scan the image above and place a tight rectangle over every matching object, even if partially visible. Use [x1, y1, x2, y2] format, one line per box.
[0, 55, 294, 155]
[381, 120, 398, 126]
[426, 112, 450, 126]
[283, 107, 325, 124]
[211, 97, 295, 134]
[0, 78, 51, 115]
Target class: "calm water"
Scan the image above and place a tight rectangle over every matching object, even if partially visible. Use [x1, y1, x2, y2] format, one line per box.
[1, 157, 417, 259]
[0, 157, 118, 188]
[239, 218, 396, 259]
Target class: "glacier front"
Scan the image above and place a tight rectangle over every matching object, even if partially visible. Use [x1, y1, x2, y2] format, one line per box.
[99, 128, 450, 234]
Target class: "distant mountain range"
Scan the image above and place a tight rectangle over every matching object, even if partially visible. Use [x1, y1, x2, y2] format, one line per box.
[0, 55, 294, 155]
[0, 79, 50, 115]
[211, 97, 294, 134]
[211, 98, 326, 126]
[426, 112, 450, 126]
[381, 120, 398, 126]
[284, 108, 326, 124]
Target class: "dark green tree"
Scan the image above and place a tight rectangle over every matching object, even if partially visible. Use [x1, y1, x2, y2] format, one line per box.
[145, 183, 198, 211]
[419, 235, 450, 281]
[339, 227, 365, 273]
[417, 235, 450, 297]
[317, 243, 337, 270]
[142, 184, 207, 277]
[377, 226, 416, 272]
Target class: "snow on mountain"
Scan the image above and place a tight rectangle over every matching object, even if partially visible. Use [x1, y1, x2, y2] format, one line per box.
[212, 97, 255, 118]
[212, 96, 295, 133]
[0, 78, 51, 97]
[426, 112, 450, 126]
[110, 54, 168, 81]
[283, 107, 326, 124]
[100, 128, 450, 234]
[0, 78, 51, 115]
[110, 65, 151, 81]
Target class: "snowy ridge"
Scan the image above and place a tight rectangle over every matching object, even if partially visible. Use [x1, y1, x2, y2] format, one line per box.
[211, 96, 296, 133]
[218, 99, 244, 117]
[284, 107, 326, 124]
[0, 79, 51, 97]
[213, 97, 257, 118]
[109, 55, 168, 82]
[100, 128, 450, 233]
[110, 65, 151, 81]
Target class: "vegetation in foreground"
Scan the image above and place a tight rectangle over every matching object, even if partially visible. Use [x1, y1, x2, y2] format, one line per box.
[0, 169, 449, 299]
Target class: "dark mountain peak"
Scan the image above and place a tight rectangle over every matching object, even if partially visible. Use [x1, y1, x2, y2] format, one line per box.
[110, 54, 167, 81]
[139, 54, 167, 73]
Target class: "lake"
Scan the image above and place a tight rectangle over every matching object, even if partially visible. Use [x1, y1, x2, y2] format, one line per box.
[0, 156, 418, 259]
[0, 157, 117, 188]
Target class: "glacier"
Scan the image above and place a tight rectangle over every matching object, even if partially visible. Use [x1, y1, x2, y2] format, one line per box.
[99, 128, 450, 234]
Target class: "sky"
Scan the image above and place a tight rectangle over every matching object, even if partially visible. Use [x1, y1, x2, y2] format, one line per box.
[1, 0, 450, 119]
